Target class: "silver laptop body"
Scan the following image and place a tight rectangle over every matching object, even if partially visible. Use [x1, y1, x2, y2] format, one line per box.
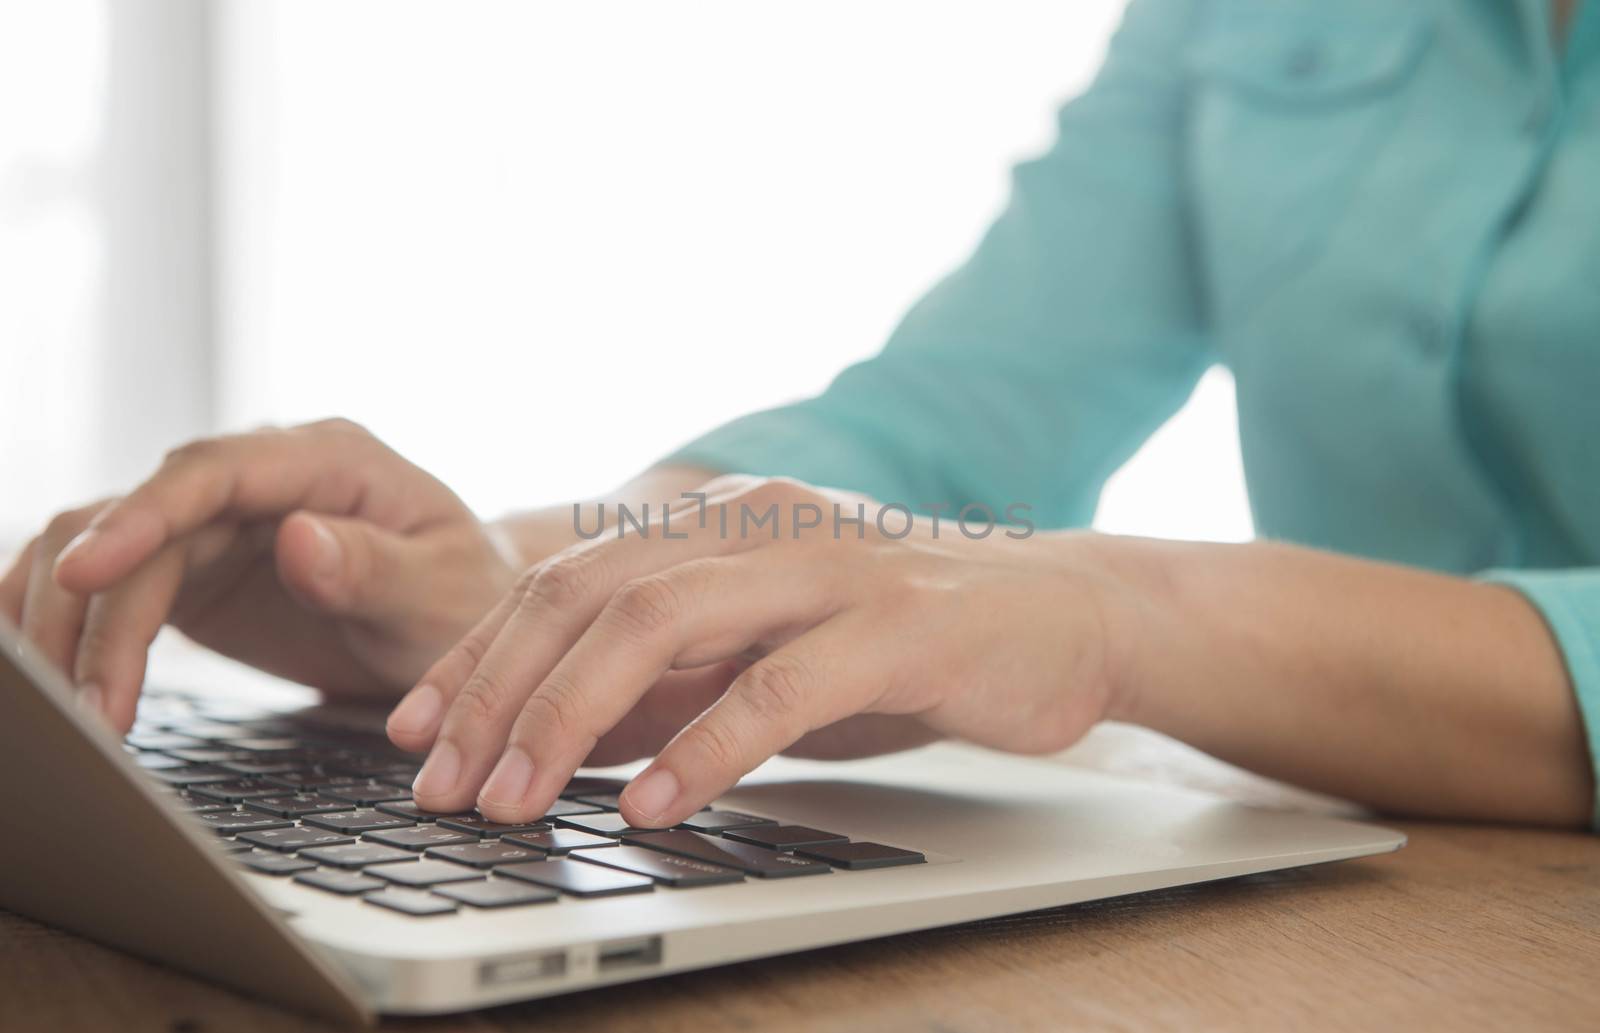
[0, 619, 1404, 1024]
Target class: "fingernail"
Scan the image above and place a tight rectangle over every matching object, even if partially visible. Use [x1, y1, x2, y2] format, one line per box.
[387, 683, 444, 738]
[308, 518, 342, 583]
[412, 740, 461, 800]
[624, 768, 680, 823]
[478, 747, 535, 811]
[77, 683, 104, 717]
[57, 528, 100, 567]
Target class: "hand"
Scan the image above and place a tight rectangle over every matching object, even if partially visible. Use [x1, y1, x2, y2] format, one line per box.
[0, 419, 520, 732]
[389, 476, 1134, 827]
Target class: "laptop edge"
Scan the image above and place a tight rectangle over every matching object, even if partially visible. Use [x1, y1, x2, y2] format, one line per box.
[0, 617, 372, 1027]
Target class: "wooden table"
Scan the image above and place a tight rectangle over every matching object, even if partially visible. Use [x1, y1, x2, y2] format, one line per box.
[5, 721, 1597, 1032]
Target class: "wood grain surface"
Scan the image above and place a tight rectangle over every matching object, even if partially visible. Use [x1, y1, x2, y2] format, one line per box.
[4, 819, 1597, 1033]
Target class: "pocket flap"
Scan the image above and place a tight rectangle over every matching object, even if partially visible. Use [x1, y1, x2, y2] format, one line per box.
[1189, 12, 1432, 104]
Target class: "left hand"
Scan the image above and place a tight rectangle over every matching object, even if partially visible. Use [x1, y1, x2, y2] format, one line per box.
[387, 476, 1136, 827]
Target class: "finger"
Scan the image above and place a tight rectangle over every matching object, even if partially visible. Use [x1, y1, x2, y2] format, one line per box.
[1, 536, 38, 626]
[781, 714, 941, 761]
[408, 483, 770, 811]
[21, 507, 104, 676]
[73, 541, 188, 733]
[274, 510, 418, 622]
[621, 618, 885, 827]
[583, 662, 742, 767]
[474, 551, 838, 822]
[385, 587, 521, 753]
[53, 420, 399, 594]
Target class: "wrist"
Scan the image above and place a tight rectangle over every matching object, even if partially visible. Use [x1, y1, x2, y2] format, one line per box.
[488, 508, 571, 569]
[490, 464, 720, 568]
[1069, 533, 1189, 728]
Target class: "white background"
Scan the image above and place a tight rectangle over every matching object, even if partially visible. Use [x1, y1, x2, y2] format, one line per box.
[0, 0, 106, 536]
[2, 1, 1252, 547]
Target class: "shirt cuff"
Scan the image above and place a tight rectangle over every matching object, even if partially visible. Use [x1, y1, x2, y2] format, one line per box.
[1481, 567, 1600, 830]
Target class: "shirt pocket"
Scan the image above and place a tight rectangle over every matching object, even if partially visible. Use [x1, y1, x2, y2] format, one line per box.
[1184, 8, 1433, 323]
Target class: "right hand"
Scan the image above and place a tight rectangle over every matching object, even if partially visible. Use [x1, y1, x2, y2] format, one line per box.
[0, 419, 520, 733]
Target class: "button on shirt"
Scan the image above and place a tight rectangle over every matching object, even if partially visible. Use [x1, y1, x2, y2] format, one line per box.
[666, 0, 1600, 823]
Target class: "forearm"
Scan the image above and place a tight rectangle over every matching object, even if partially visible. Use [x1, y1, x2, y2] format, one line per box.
[490, 464, 717, 567]
[1103, 537, 1593, 827]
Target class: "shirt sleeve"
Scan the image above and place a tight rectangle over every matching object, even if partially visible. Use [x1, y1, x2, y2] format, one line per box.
[662, 0, 1211, 529]
[1480, 568, 1600, 829]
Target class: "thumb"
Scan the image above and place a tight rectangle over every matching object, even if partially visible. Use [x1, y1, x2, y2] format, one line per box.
[275, 510, 414, 621]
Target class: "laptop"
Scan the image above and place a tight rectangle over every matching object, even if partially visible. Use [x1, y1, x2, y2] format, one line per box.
[0, 617, 1404, 1025]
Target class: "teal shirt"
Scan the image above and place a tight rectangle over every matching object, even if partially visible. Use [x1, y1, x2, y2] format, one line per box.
[667, 0, 1600, 823]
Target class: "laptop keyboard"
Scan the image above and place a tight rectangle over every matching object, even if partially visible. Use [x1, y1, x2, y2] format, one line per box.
[126, 689, 925, 917]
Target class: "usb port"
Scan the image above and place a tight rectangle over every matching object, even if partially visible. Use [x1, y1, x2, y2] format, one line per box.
[479, 950, 566, 986]
[597, 936, 662, 972]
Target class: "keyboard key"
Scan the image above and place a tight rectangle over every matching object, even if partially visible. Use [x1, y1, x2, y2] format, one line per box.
[193, 702, 280, 724]
[570, 793, 621, 810]
[625, 830, 831, 878]
[433, 879, 557, 909]
[495, 859, 654, 898]
[163, 720, 258, 741]
[366, 860, 484, 888]
[239, 850, 317, 876]
[239, 826, 357, 852]
[322, 755, 402, 778]
[424, 841, 543, 869]
[133, 752, 189, 771]
[213, 839, 255, 854]
[436, 815, 552, 839]
[242, 794, 353, 818]
[540, 798, 605, 818]
[165, 747, 253, 765]
[559, 776, 627, 797]
[424, 797, 597, 824]
[723, 825, 848, 850]
[192, 811, 293, 835]
[373, 800, 462, 823]
[228, 737, 303, 753]
[795, 841, 926, 869]
[553, 813, 654, 837]
[189, 779, 284, 803]
[573, 845, 743, 887]
[125, 731, 206, 751]
[287, 749, 349, 767]
[321, 780, 413, 806]
[676, 810, 776, 833]
[576, 850, 742, 889]
[168, 790, 231, 814]
[231, 718, 303, 736]
[372, 768, 423, 788]
[218, 760, 301, 777]
[148, 766, 239, 787]
[265, 770, 364, 792]
[363, 889, 458, 916]
[303, 809, 417, 834]
[271, 751, 332, 769]
[300, 842, 416, 869]
[294, 869, 385, 895]
[502, 829, 618, 855]
[363, 826, 479, 851]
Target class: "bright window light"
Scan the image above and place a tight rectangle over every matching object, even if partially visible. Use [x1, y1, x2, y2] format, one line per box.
[0, 0, 107, 543]
[218, 0, 1251, 542]
[3, 2, 1252, 549]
